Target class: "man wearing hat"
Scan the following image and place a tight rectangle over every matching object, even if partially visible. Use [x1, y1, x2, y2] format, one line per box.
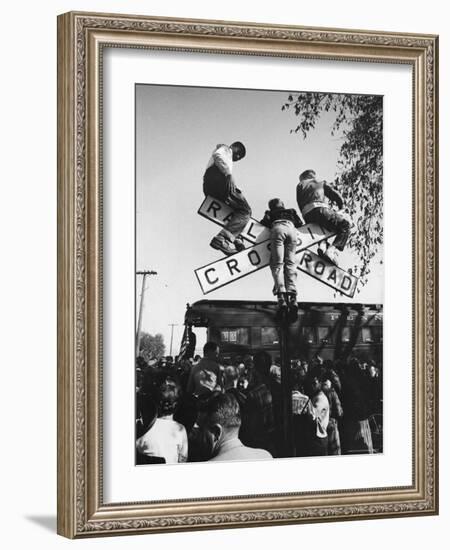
[203, 141, 252, 256]
[296, 169, 351, 266]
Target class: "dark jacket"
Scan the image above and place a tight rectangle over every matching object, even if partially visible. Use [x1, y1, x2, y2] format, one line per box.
[260, 207, 303, 228]
[296, 177, 343, 215]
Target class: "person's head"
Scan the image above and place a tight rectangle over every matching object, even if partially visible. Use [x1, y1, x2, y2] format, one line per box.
[298, 364, 307, 380]
[237, 362, 246, 377]
[305, 373, 322, 397]
[268, 198, 284, 211]
[270, 364, 282, 384]
[198, 392, 242, 456]
[203, 341, 219, 360]
[299, 169, 317, 182]
[223, 365, 239, 389]
[326, 368, 341, 388]
[314, 354, 324, 367]
[230, 141, 246, 162]
[154, 373, 181, 417]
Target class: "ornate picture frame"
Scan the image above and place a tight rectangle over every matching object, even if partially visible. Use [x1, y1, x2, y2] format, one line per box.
[57, 11, 438, 538]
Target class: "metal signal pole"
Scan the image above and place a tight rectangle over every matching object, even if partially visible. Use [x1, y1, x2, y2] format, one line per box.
[279, 318, 294, 457]
[136, 270, 157, 358]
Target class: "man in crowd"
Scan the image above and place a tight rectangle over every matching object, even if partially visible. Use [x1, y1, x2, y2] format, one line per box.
[321, 375, 343, 455]
[305, 373, 330, 456]
[198, 392, 273, 462]
[203, 141, 251, 255]
[239, 350, 276, 455]
[186, 341, 222, 397]
[341, 358, 374, 454]
[296, 169, 351, 266]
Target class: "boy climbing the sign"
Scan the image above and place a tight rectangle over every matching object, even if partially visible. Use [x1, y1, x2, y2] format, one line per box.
[296, 170, 351, 266]
[203, 142, 252, 256]
[260, 198, 303, 315]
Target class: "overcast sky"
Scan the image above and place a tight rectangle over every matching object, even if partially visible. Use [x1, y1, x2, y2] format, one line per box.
[136, 84, 383, 355]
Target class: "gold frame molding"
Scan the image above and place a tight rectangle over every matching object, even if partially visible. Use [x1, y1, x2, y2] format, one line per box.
[57, 11, 439, 538]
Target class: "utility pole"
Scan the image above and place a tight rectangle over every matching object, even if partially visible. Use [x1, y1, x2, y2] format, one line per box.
[168, 324, 178, 357]
[136, 270, 157, 358]
[279, 319, 294, 457]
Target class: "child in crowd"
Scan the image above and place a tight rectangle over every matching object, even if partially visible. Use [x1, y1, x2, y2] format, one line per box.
[136, 374, 188, 464]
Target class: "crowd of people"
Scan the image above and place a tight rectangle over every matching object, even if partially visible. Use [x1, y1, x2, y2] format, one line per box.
[135, 343, 382, 465]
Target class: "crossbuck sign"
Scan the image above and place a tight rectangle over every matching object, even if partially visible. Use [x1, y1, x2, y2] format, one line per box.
[195, 196, 358, 298]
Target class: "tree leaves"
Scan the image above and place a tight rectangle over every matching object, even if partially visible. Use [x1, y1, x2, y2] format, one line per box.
[139, 332, 166, 363]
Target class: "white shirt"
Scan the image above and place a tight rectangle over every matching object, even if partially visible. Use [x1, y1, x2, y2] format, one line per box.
[206, 144, 233, 176]
[136, 415, 188, 464]
[311, 391, 330, 438]
[209, 437, 273, 462]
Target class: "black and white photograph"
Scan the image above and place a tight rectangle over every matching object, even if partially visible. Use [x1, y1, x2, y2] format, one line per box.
[135, 84, 384, 465]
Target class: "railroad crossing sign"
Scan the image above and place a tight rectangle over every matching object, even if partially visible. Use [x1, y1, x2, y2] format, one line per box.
[195, 196, 358, 298]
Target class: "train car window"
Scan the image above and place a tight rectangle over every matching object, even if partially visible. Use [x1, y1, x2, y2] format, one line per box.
[370, 326, 382, 343]
[220, 328, 249, 345]
[301, 327, 315, 344]
[318, 326, 332, 344]
[341, 326, 351, 342]
[361, 327, 374, 343]
[261, 327, 279, 346]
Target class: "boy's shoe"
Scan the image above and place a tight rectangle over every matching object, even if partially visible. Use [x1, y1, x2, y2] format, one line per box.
[323, 245, 339, 266]
[275, 293, 288, 323]
[234, 236, 246, 252]
[277, 292, 288, 308]
[287, 292, 297, 307]
[210, 236, 237, 256]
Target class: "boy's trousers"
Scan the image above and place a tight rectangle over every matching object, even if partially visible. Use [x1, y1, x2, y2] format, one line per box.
[270, 220, 298, 295]
[304, 206, 350, 251]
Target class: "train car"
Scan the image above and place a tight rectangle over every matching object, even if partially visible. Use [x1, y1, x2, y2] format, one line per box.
[185, 300, 383, 365]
